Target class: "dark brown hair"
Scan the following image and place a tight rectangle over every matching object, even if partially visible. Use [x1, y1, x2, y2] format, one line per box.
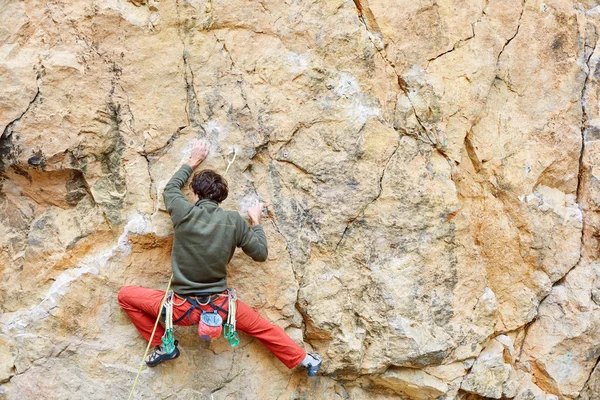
[190, 169, 228, 203]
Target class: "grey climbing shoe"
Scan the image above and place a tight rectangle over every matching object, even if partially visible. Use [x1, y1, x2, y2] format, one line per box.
[305, 352, 322, 376]
[146, 340, 180, 367]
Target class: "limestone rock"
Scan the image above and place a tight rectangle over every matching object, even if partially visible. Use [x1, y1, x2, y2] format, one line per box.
[0, 336, 14, 384]
[516, 7, 600, 399]
[374, 367, 448, 399]
[579, 363, 600, 400]
[460, 336, 519, 399]
[1, 0, 599, 398]
[521, 263, 600, 398]
[513, 370, 560, 400]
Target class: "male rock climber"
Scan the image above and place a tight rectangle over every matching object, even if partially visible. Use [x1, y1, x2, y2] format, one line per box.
[118, 140, 322, 376]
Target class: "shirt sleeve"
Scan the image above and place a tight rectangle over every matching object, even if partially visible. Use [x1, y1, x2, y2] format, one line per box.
[235, 215, 268, 262]
[163, 164, 194, 225]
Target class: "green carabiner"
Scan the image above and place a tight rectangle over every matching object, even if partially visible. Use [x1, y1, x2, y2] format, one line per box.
[228, 332, 240, 347]
[223, 323, 239, 347]
[162, 328, 175, 354]
[223, 323, 233, 338]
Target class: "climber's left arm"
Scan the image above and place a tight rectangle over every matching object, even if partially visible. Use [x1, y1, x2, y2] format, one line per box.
[163, 165, 194, 225]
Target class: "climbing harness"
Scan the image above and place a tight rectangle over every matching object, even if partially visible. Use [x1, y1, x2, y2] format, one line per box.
[223, 288, 240, 347]
[159, 290, 239, 345]
[170, 292, 228, 340]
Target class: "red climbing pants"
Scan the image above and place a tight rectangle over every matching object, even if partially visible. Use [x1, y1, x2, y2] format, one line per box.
[117, 285, 306, 369]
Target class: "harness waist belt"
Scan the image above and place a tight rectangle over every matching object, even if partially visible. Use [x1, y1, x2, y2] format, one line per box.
[174, 291, 225, 303]
[169, 293, 228, 325]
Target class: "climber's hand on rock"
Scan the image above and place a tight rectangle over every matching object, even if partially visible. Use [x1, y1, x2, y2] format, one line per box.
[187, 140, 209, 169]
[248, 200, 264, 227]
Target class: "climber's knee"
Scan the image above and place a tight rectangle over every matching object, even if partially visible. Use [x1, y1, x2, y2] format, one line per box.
[117, 286, 135, 307]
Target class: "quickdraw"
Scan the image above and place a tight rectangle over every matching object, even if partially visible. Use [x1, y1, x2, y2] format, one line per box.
[224, 147, 237, 176]
[223, 288, 240, 347]
[161, 293, 176, 354]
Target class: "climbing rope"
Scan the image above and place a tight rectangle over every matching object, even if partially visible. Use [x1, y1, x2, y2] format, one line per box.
[127, 274, 173, 400]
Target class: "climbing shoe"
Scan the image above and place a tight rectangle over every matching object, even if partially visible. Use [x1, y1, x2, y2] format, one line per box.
[303, 352, 322, 376]
[146, 340, 180, 367]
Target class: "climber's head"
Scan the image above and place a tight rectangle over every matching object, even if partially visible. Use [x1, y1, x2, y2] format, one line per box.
[190, 169, 229, 203]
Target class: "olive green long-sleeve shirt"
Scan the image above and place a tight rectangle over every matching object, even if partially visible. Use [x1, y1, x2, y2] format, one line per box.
[163, 164, 268, 294]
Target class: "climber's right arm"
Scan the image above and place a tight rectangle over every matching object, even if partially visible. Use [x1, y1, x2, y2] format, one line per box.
[236, 201, 268, 262]
[163, 140, 209, 225]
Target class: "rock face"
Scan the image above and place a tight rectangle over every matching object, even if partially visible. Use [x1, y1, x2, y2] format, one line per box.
[1, 0, 599, 399]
